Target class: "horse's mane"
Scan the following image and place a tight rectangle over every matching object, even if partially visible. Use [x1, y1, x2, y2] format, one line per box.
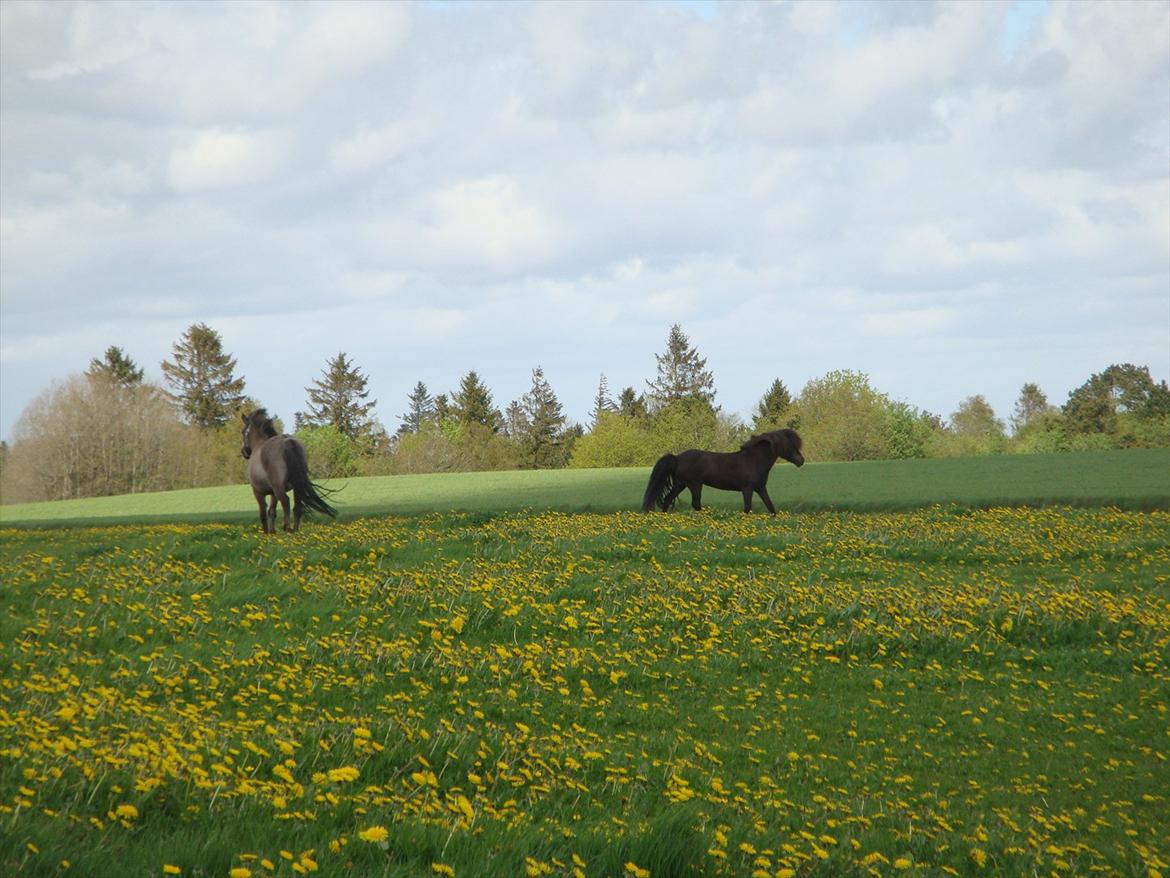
[248, 408, 279, 437]
[740, 428, 801, 452]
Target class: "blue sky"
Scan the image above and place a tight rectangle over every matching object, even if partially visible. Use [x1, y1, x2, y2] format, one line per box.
[1, 0, 1167, 441]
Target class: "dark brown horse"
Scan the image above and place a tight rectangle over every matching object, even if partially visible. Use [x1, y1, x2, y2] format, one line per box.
[642, 428, 804, 514]
[241, 409, 336, 533]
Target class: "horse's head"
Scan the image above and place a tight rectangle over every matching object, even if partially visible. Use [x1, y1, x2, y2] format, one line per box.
[745, 429, 804, 467]
[241, 409, 277, 459]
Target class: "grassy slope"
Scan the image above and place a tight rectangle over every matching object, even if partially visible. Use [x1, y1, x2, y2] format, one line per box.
[1, 448, 1168, 526]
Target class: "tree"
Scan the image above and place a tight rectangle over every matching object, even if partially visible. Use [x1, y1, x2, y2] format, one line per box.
[161, 323, 246, 429]
[941, 395, 1007, 456]
[752, 378, 793, 431]
[399, 381, 436, 436]
[1064, 364, 1170, 435]
[569, 412, 655, 468]
[296, 352, 379, 447]
[646, 324, 716, 409]
[87, 346, 144, 388]
[519, 366, 567, 468]
[789, 370, 890, 461]
[590, 373, 617, 428]
[502, 400, 529, 439]
[451, 370, 502, 432]
[1011, 383, 1051, 435]
[617, 387, 648, 420]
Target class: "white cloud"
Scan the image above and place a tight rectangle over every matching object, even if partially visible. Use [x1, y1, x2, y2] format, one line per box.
[168, 129, 288, 192]
[1, 0, 1167, 438]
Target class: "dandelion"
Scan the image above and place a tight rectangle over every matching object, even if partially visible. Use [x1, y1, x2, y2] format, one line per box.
[163, 867, 182, 876]
[894, 856, 913, 870]
[358, 826, 389, 844]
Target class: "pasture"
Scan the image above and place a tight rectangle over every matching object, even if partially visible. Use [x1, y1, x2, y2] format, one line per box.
[1, 451, 1168, 877]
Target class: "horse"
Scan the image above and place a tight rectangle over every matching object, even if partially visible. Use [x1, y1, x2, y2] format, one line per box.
[241, 409, 337, 533]
[641, 428, 804, 514]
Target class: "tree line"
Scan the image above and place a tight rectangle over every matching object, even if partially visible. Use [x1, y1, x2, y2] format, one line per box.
[1, 321, 1167, 504]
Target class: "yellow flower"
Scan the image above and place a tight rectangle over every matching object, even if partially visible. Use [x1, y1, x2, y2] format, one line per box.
[229, 870, 252, 878]
[358, 826, 389, 844]
[163, 867, 182, 876]
[432, 865, 456, 877]
[894, 857, 913, 870]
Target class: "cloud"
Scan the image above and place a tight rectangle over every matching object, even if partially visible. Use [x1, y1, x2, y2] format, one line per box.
[168, 128, 289, 192]
[1, 0, 1167, 439]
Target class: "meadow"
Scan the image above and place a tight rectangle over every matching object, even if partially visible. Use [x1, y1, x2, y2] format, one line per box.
[1, 451, 1168, 877]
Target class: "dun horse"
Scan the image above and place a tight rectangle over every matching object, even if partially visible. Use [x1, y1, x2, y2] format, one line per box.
[241, 409, 336, 533]
[642, 428, 804, 514]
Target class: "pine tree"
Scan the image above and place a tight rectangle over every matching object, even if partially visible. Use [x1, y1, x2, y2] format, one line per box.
[87, 346, 145, 388]
[161, 323, 246, 428]
[502, 400, 529, 439]
[590, 373, 617, 428]
[451, 370, 501, 432]
[752, 378, 792, 430]
[399, 381, 436, 436]
[646, 324, 715, 408]
[296, 352, 379, 445]
[1010, 383, 1050, 435]
[520, 366, 566, 468]
[617, 387, 648, 419]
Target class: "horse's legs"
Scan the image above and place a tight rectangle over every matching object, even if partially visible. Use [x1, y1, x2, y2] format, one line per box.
[278, 490, 292, 532]
[742, 488, 753, 513]
[757, 485, 777, 515]
[253, 489, 270, 533]
[661, 482, 685, 511]
[689, 484, 702, 511]
[292, 491, 303, 532]
[266, 495, 278, 534]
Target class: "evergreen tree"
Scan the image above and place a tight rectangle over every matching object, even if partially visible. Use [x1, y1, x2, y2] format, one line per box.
[520, 366, 566, 468]
[398, 381, 436, 436]
[296, 352, 379, 446]
[161, 323, 246, 428]
[617, 387, 648, 419]
[87, 346, 145, 388]
[646, 324, 715, 408]
[502, 400, 529, 439]
[433, 394, 452, 423]
[590, 373, 617, 429]
[1010, 383, 1050, 435]
[451, 370, 501, 432]
[752, 378, 793, 431]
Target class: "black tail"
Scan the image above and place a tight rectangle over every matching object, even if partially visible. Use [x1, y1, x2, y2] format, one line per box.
[284, 440, 338, 519]
[642, 453, 678, 512]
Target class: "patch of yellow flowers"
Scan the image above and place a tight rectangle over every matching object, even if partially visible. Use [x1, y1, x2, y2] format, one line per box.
[1, 507, 1167, 876]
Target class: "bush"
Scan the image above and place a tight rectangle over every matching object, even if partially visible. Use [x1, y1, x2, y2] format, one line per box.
[569, 414, 656, 468]
[296, 425, 362, 478]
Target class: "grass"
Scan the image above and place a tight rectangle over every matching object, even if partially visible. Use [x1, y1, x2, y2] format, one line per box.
[1, 448, 1168, 526]
[1, 451, 1168, 876]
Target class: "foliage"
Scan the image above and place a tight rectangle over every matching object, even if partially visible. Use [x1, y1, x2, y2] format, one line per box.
[398, 381, 436, 437]
[161, 323, 247, 429]
[451, 370, 502, 432]
[296, 424, 362, 479]
[617, 387, 648, 420]
[645, 323, 716, 409]
[752, 378, 793, 431]
[2, 506, 1167, 877]
[1010, 382, 1051, 435]
[0, 376, 198, 502]
[86, 346, 145, 388]
[568, 413, 656, 469]
[390, 421, 522, 475]
[517, 367, 569, 469]
[296, 352, 380, 449]
[589, 373, 617, 428]
[789, 369, 894, 461]
[1063, 363, 1170, 435]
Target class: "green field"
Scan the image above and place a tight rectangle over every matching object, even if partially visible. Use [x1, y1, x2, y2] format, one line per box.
[1, 451, 1168, 877]
[2, 448, 1168, 525]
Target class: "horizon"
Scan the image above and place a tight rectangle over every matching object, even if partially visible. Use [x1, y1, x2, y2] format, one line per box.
[2, 0, 1168, 442]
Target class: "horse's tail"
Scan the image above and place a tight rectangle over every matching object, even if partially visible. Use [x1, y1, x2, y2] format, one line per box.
[642, 453, 678, 512]
[284, 439, 338, 519]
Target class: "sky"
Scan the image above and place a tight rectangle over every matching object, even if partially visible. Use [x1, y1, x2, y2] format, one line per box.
[1, 0, 1168, 442]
